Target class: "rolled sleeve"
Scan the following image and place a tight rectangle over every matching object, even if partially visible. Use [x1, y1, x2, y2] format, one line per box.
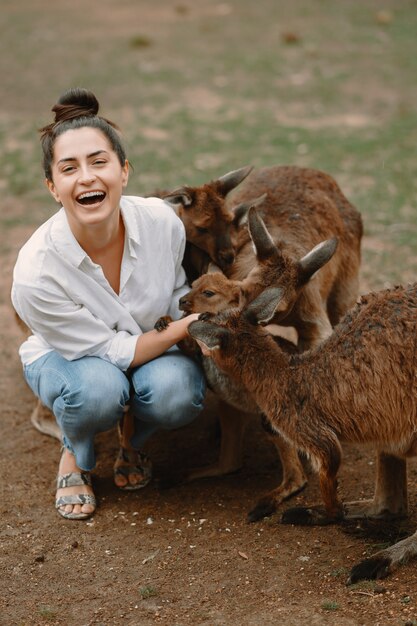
[12, 282, 139, 370]
[104, 331, 138, 370]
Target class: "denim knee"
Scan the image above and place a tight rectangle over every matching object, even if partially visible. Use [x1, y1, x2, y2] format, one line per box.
[24, 352, 130, 470]
[57, 371, 128, 432]
[130, 351, 206, 430]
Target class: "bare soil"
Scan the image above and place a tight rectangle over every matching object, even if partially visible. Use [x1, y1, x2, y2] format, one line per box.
[2, 227, 417, 626]
[1, 1, 417, 625]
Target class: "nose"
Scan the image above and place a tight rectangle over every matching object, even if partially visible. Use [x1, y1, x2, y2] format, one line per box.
[78, 164, 96, 184]
[217, 249, 235, 268]
[179, 295, 190, 310]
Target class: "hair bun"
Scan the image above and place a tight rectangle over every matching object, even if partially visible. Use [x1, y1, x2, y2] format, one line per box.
[52, 88, 99, 124]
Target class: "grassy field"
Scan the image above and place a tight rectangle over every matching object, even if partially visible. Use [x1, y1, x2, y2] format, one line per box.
[1, 0, 416, 290]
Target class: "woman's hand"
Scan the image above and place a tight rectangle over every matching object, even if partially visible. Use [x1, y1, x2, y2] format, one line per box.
[130, 313, 200, 368]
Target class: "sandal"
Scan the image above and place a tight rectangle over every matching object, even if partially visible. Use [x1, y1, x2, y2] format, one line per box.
[114, 447, 152, 491]
[55, 472, 96, 520]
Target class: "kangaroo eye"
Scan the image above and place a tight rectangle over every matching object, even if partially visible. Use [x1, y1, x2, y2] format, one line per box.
[202, 290, 215, 297]
[196, 226, 208, 234]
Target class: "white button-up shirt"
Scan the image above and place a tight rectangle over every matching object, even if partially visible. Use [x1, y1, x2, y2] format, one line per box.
[12, 195, 189, 370]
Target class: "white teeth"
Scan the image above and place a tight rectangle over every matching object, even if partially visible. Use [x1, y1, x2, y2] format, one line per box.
[78, 191, 104, 200]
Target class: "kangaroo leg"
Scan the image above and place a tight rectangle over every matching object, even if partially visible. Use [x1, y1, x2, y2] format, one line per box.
[345, 452, 408, 520]
[282, 438, 344, 526]
[248, 432, 308, 522]
[348, 529, 417, 584]
[30, 399, 62, 441]
[186, 401, 250, 481]
[117, 407, 135, 449]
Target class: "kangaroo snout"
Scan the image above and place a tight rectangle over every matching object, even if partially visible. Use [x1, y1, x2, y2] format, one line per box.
[217, 249, 235, 268]
[179, 295, 191, 312]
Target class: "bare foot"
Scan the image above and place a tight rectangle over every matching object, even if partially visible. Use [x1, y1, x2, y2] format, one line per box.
[56, 448, 96, 518]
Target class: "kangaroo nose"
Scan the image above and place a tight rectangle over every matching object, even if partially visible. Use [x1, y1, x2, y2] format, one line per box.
[179, 295, 190, 310]
[217, 250, 235, 267]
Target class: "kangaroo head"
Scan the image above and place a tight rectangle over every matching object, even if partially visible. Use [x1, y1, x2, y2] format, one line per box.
[188, 286, 284, 363]
[243, 207, 339, 322]
[162, 166, 254, 270]
[179, 268, 245, 314]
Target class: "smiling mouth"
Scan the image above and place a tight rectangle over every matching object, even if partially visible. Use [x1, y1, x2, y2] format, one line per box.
[76, 191, 106, 206]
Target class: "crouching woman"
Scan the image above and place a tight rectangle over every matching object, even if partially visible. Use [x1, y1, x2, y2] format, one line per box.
[11, 87, 206, 520]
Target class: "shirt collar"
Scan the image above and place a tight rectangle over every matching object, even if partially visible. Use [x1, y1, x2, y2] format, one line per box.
[120, 196, 140, 259]
[49, 198, 140, 267]
[49, 208, 88, 267]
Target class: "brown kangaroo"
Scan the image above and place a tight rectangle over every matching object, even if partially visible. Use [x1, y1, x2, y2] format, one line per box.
[188, 281, 417, 583]
[158, 171, 362, 519]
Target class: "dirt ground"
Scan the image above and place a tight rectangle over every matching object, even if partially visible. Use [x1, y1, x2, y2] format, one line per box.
[1, 1, 417, 625]
[2, 228, 417, 623]
[0, 297, 415, 626]
[2, 225, 417, 626]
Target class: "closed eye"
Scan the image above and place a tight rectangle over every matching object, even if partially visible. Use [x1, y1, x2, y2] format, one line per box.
[202, 290, 215, 297]
[196, 226, 208, 234]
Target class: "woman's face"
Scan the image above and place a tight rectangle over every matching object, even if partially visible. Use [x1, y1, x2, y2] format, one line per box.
[46, 126, 129, 230]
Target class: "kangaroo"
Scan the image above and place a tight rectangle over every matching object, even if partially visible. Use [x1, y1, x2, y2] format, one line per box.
[188, 280, 417, 583]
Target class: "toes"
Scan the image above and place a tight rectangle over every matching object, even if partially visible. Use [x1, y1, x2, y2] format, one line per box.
[114, 473, 128, 488]
[128, 471, 143, 487]
[114, 448, 152, 490]
[114, 469, 143, 488]
[59, 501, 94, 516]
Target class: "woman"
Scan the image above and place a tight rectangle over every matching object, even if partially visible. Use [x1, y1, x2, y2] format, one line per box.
[12, 88, 206, 520]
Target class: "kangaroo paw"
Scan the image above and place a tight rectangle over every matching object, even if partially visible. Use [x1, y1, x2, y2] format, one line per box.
[347, 556, 391, 584]
[154, 316, 172, 332]
[282, 505, 341, 526]
[247, 497, 278, 523]
[247, 480, 307, 523]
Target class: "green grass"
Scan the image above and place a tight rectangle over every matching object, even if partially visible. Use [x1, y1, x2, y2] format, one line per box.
[322, 599, 339, 611]
[1, 0, 416, 288]
[38, 606, 57, 621]
[139, 584, 159, 599]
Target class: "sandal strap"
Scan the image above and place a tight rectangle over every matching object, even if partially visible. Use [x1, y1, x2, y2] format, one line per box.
[114, 447, 152, 490]
[56, 493, 96, 509]
[57, 472, 92, 489]
[117, 447, 151, 466]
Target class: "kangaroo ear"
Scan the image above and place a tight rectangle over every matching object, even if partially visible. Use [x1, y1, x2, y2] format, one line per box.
[188, 320, 227, 351]
[244, 287, 285, 326]
[232, 193, 267, 226]
[163, 187, 194, 210]
[248, 206, 276, 260]
[207, 262, 223, 274]
[217, 165, 253, 197]
[298, 238, 338, 285]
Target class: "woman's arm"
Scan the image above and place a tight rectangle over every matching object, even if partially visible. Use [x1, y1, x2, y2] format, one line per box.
[129, 313, 199, 367]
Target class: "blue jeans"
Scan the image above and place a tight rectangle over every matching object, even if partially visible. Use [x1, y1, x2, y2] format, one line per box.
[24, 349, 206, 471]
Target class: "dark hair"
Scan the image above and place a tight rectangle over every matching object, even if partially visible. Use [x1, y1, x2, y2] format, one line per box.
[39, 88, 127, 181]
